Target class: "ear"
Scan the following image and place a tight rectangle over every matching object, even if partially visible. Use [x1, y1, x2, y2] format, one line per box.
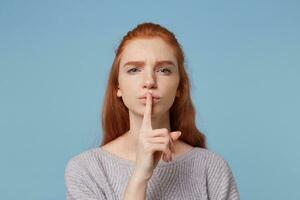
[117, 87, 122, 97]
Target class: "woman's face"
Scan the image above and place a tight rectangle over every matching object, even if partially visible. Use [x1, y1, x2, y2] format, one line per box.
[117, 37, 180, 116]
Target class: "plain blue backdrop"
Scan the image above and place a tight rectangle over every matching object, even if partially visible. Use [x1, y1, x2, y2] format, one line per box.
[1, 0, 299, 199]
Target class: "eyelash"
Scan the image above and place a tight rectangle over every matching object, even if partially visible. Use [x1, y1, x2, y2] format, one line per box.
[127, 67, 172, 75]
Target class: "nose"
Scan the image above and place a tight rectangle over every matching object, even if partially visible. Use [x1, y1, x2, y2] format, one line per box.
[143, 70, 157, 89]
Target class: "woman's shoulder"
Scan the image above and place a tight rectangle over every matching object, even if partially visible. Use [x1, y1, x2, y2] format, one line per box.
[172, 140, 231, 167]
[195, 148, 240, 199]
[65, 147, 101, 174]
[195, 147, 237, 190]
[194, 147, 232, 168]
[64, 148, 109, 199]
[195, 147, 226, 160]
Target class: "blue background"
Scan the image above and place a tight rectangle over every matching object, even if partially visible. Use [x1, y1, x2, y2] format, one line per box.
[1, 0, 299, 199]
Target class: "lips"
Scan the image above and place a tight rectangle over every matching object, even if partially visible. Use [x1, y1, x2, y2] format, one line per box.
[138, 93, 161, 99]
[139, 96, 160, 100]
[138, 93, 161, 104]
[138, 97, 161, 104]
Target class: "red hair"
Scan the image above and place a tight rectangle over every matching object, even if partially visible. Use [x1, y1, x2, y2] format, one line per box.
[100, 22, 206, 148]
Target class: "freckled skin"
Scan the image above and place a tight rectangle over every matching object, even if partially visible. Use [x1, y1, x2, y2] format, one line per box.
[117, 37, 180, 119]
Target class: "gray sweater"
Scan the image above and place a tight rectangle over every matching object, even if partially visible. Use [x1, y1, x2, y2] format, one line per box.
[64, 147, 240, 200]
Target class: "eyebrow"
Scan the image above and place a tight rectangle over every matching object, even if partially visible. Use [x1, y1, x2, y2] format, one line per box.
[123, 60, 176, 68]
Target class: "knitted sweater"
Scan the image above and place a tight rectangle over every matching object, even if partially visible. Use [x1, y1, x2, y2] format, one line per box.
[64, 147, 240, 200]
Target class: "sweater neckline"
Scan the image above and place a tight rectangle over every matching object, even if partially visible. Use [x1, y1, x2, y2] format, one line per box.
[96, 146, 199, 167]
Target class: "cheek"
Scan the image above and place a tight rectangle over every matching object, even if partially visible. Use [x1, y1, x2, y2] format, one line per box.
[162, 81, 179, 102]
[165, 88, 178, 103]
[160, 78, 179, 93]
[118, 82, 138, 103]
[119, 76, 136, 91]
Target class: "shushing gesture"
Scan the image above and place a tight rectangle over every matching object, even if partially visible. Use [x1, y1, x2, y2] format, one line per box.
[134, 90, 182, 180]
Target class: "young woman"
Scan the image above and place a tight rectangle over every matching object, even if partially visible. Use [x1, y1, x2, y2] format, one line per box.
[65, 22, 240, 200]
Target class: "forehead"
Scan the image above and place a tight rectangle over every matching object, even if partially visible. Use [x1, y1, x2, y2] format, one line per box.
[119, 37, 177, 66]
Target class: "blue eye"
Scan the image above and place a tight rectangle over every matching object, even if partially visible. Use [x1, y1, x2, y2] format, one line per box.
[127, 68, 140, 73]
[126, 67, 172, 75]
[158, 68, 172, 75]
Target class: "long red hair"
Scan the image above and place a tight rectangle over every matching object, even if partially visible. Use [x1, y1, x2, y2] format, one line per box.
[100, 22, 206, 148]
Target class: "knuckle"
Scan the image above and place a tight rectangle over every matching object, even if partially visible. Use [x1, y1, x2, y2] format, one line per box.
[162, 128, 168, 134]
[163, 144, 169, 151]
[164, 137, 169, 144]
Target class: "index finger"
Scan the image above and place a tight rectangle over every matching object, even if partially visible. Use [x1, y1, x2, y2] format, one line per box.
[141, 91, 152, 130]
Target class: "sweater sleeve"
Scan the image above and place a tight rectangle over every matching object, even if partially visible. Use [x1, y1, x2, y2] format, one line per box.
[206, 152, 240, 200]
[64, 158, 107, 200]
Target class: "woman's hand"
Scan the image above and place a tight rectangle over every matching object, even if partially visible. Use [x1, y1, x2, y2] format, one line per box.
[134, 91, 182, 180]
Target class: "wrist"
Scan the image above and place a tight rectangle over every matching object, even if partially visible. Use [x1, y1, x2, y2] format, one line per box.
[132, 169, 152, 182]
